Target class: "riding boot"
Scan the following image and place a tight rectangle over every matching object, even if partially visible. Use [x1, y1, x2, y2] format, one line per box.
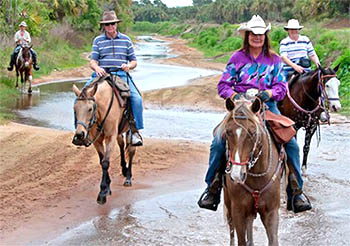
[126, 105, 143, 146]
[286, 163, 312, 213]
[31, 52, 40, 71]
[7, 53, 15, 71]
[198, 172, 223, 211]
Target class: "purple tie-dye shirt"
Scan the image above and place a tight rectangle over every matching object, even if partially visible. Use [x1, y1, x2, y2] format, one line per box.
[217, 50, 287, 101]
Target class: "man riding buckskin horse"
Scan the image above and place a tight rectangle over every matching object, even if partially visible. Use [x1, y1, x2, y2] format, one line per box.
[81, 10, 143, 146]
[197, 15, 312, 213]
[7, 21, 40, 71]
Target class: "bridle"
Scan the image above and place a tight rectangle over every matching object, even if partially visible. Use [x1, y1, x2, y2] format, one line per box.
[75, 84, 114, 147]
[224, 112, 285, 212]
[287, 70, 338, 127]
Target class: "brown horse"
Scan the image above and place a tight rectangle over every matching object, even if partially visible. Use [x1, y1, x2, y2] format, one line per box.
[278, 65, 341, 172]
[221, 97, 283, 246]
[72, 78, 136, 204]
[15, 45, 33, 93]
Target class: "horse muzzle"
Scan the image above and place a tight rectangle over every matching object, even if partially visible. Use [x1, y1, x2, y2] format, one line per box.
[72, 132, 91, 147]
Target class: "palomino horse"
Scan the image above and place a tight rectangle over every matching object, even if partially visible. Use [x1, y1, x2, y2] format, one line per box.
[72, 77, 136, 204]
[278, 65, 341, 172]
[222, 97, 284, 246]
[15, 45, 33, 93]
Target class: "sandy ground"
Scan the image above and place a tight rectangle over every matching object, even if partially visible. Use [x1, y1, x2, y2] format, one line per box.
[0, 36, 223, 242]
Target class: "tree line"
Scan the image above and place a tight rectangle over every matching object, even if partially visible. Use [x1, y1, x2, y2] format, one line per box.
[133, 0, 349, 24]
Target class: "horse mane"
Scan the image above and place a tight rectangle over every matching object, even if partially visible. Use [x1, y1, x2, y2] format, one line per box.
[217, 100, 262, 138]
[289, 69, 318, 89]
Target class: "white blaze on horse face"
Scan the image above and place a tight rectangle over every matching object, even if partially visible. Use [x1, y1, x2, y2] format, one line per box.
[230, 128, 247, 182]
[326, 78, 341, 111]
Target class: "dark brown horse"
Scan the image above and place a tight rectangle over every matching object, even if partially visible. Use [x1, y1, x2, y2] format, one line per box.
[278, 65, 341, 172]
[221, 97, 284, 246]
[72, 78, 136, 204]
[15, 45, 33, 93]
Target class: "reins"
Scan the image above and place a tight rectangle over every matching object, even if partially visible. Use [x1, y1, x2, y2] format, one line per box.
[225, 110, 285, 214]
[287, 70, 337, 127]
[76, 79, 115, 147]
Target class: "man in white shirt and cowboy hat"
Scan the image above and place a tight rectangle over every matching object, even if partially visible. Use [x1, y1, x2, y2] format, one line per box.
[279, 19, 327, 122]
[7, 21, 40, 71]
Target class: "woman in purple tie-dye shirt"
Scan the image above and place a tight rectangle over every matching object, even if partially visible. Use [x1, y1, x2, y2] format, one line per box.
[198, 15, 312, 214]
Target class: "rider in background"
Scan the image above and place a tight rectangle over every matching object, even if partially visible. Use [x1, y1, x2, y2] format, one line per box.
[84, 10, 143, 146]
[7, 21, 40, 71]
[197, 15, 312, 213]
[279, 19, 327, 122]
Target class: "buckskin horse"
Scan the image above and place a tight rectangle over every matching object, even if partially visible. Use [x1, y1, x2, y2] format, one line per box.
[278, 65, 341, 172]
[221, 97, 284, 246]
[15, 45, 33, 93]
[72, 76, 136, 204]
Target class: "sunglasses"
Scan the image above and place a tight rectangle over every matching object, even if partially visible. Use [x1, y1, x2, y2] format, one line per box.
[105, 23, 116, 26]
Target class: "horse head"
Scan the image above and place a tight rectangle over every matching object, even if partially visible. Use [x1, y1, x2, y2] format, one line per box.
[21, 45, 32, 68]
[221, 96, 263, 183]
[72, 83, 98, 146]
[320, 64, 341, 112]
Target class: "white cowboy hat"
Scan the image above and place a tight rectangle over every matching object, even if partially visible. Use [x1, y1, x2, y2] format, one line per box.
[19, 21, 27, 27]
[284, 19, 304, 30]
[100, 11, 122, 24]
[238, 15, 271, 36]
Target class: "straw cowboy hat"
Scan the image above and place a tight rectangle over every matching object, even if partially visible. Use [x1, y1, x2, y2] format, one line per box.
[284, 19, 304, 30]
[100, 11, 122, 24]
[19, 21, 27, 27]
[238, 15, 271, 36]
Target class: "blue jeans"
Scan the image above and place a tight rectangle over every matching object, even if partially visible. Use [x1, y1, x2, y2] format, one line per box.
[74, 71, 144, 130]
[204, 100, 303, 200]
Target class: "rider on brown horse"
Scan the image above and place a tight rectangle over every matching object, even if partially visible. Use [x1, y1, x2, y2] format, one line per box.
[198, 15, 312, 213]
[7, 21, 40, 71]
[280, 19, 328, 122]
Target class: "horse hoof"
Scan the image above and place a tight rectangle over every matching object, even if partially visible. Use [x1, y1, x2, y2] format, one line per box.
[28, 89, 32, 94]
[97, 194, 107, 204]
[123, 179, 132, 187]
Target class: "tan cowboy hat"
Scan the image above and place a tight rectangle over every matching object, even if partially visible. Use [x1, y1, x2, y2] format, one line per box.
[284, 19, 304, 30]
[238, 15, 271, 36]
[100, 11, 122, 24]
[19, 21, 27, 27]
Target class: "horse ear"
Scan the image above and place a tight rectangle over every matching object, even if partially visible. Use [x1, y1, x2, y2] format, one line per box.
[251, 98, 261, 113]
[72, 84, 81, 97]
[333, 63, 340, 73]
[319, 65, 327, 75]
[225, 98, 235, 111]
[87, 83, 98, 97]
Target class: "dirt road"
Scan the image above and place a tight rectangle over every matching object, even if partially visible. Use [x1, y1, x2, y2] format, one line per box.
[0, 36, 222, 244]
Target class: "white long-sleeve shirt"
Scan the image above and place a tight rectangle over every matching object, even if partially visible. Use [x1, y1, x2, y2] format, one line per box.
[14, 30, 31, 46]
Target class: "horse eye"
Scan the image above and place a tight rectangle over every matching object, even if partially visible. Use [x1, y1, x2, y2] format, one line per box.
[326, 84, 329, 88]
[88, 108, 92, 112]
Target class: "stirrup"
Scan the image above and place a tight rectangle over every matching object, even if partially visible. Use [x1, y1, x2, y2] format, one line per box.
[197, 189, 220, 211]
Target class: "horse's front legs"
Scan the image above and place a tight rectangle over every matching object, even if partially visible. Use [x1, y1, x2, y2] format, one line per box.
[302, 125, 317, 174]
[28, 71, 32, 94]
[261, 209, 279, 246]
[95, 136, 115, 205]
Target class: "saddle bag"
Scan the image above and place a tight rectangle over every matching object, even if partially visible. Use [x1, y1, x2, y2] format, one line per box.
[298, 57, 311, 68]
[264, 110, 296, 144]
[112, 75, 130, 98]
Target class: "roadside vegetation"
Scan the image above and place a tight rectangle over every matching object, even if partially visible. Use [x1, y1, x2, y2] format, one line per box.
[0, 0, 349, 121]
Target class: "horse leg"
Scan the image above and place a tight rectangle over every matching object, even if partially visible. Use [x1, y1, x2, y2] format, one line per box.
[246, 216, 254, 246]
[15, 69, 19, 88]
[260, 209, 279, 246]
[224, 189, 235, 246]
[96, 136, 115, 205]
[28, 70, 32, 94]
[301, 125, 317, 175]
[117, 135, 127, 177]
[124, 145, 136, 187]
[20, 71, 24, 92]
[234, 213, 247, 246]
